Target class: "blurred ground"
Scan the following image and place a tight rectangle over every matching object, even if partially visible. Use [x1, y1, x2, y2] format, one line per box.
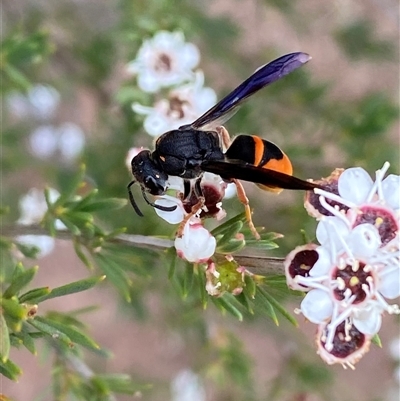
[3, 0, 399, 400]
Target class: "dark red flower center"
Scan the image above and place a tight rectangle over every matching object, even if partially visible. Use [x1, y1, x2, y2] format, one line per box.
[354, 205, 398, 245]
[287, 249, 319, 284]
[332, 261, 372, 304]
[320, 320, 366, 358]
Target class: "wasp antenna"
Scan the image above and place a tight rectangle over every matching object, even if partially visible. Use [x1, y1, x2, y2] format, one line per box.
[142, 191, 177, 212]
[127, 180, 144, 217]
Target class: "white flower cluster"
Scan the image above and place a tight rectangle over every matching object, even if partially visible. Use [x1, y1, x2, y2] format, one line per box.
[16, 188, 65, 258]
[285, 162, 400, 368]
[126, 31, 237, 269]
[7, 84, 85, 163]
[127, 31, 217, 137]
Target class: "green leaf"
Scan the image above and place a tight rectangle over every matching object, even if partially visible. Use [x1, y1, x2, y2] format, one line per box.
[215, 221, 243, 247]
[14, 324, 37, 355]
[78, 198, 128, 212]
[257, 286, 298, 327]
[212, 294, 243, 321]
[182, 262, 194, 298]
[95, 254, 132, 302]
[371, 333, 382, 348]
[243, 274, 256, 299]
[211, 212, 246, 237]
[0, 357, 22, 381]
[4, 265, 38, 298]
[73, 240, 93, 269]
[0, 313, 10, 362]
[35, 316, 100, 352]
[1, 298, 26, 320]
[195, 266, 208, 309]
[18, 287, 51, 303]
[92, 373, 151, 395]
[34, 275, 106, 303]
[28, 317, 73, 346]
[216, 238, 246, 254]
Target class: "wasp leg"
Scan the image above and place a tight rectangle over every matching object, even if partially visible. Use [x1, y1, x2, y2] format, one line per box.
[177, 178, 205, 238]
[216, 126, 232, 151]
[233, 179, 260, 240]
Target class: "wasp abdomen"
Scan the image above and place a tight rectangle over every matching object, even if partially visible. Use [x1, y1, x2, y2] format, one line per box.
[225, 135, 293, 192]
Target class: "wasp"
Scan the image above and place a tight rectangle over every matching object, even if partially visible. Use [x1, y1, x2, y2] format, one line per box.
[128, 52, 318, 238]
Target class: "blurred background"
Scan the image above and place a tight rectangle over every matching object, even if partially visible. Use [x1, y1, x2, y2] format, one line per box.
[2, 0, 399, 400]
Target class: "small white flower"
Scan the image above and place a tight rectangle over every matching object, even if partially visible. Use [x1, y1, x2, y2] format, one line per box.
[28, 84, 60, 119]
[171, 369, 206, 401]
[18, 187, 66, 230]
[16, 235, 55, 258]
[29, 123, 85, 162]
[132, 71, 217, 137]
[155, 195, 186, 224]
[154, 173, 227, 225]
[57, 122, 85, 161]
[29, 125, 58, 159]
[175, 218, 216, 263]
[127, 31, 200, 93]
[7, 84, 60, 120]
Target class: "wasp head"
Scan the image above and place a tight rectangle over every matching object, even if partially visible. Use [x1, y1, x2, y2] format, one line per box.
[128, 150, 176, 216]
[131, 150, 168, 195]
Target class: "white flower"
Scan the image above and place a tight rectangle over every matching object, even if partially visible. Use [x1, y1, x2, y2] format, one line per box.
[171, 369, 206, 401]
[287, 218, 399, 362]
[7, 84, 60, 120]
[132, 71, 217, 137]
[29, 125, 58, 159]
[175, 218, 216, 263]
[16, 235, 55, 258]
[57, 123, 85, 161]
[29, 123, 85, 162]
[312, 162, 399, 247]
[388, 335, 400, 361]
[28, 84, 60, 119]
[127, 31, 200, 93]
[154, 173, 227, 224]
[18, 187, 66, 230]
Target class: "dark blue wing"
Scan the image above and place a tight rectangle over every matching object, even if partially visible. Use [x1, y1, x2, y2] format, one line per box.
[185, 52, 311, 131]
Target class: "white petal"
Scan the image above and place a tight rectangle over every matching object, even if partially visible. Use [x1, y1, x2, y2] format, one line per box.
[175, 222, 216, 263]
[353, 304, 382, 335]
[143, 113, 171, 137]
[57, 123, 85, 161]
[348, 223, 381, 258]
[223, 183, 237, 199]
[338, 167, 373, 204]
[382, 174, 400, 210]
[29, 125, 58, 159]
[379, 267, 400, 299]
[300, 289, 333, 324]
[316, 216, 349, 250]
[155, 195, 185, 224]
[137, 70, 161, 93]
[16, 235, 55, 258]
[180, 43, 200, 69]
[310, 246, 332, 276]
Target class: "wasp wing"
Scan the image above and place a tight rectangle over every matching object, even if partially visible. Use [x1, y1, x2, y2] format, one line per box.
[185, 52, 311, 132]
[201, 159, 317, 191]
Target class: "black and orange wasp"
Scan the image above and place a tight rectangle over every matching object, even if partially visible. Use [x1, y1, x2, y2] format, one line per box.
[128, 52, 318, 237]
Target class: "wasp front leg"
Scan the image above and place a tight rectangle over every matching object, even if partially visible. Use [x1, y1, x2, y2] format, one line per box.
[233, 179, 260, 240]
[177, 179, 205, 238]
